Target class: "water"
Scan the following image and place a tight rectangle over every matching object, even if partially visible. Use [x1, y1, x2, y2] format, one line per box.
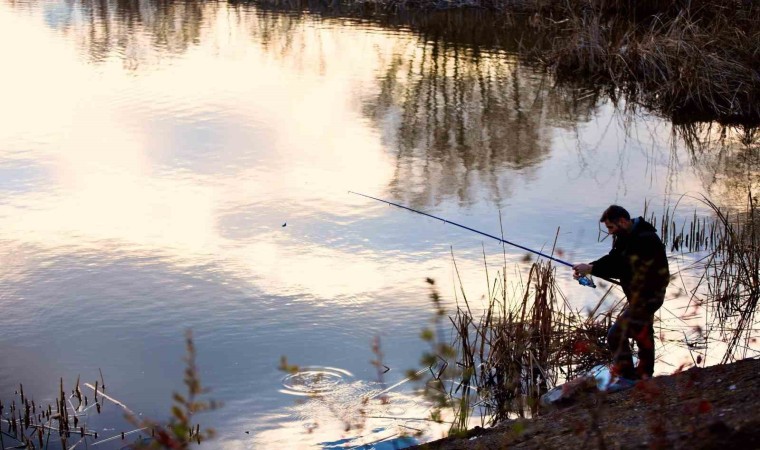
[0, 0, 755, 448]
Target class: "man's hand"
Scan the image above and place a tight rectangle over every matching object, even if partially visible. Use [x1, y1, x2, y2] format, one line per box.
[572, 263, 593, 279]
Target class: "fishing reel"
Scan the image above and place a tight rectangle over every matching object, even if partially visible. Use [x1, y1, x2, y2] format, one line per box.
[577, 275, 596, 288]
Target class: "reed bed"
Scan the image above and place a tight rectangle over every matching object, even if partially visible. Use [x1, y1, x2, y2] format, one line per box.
[677, 196, 760, 363]
[421, 259, 614, 429]
[542, 1, 760, 126]
[1, 375, 110, 449]
[640, 193, 759, 364]
[0, 332, 215, 449]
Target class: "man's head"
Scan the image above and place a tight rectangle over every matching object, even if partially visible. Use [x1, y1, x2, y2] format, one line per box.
[600, 205, 632, 236]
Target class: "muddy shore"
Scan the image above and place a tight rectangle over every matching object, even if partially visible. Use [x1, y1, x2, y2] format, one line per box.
[411, 358, 760, 449]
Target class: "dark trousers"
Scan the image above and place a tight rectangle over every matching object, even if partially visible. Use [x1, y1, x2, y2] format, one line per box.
[607, 298, 663, 380]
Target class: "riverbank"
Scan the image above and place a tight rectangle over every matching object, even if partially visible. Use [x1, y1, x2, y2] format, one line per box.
[411, 357, 760, 449]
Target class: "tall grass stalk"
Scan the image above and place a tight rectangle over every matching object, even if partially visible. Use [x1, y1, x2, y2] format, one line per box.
[684, 195, 760, 363]
[1, 332, 216, 449]
[421, 257, 613, 429]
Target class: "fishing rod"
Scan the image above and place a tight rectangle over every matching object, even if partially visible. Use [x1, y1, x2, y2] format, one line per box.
[349, 191, 619, 288]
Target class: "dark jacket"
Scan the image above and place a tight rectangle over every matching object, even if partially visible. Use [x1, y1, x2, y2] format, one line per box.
[591, 217, 669, 307]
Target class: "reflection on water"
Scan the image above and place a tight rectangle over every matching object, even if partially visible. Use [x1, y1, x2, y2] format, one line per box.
[0, 0, 758, 448]
[676, 124, 760, 207]
[42, 0, 210, 64]
[36, 0, 603, 209]
[365, 42, 600, 207]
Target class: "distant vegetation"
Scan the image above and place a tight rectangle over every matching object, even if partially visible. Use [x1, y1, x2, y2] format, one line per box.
[531, 0, 759, 127]
[255, 0, 759, 126]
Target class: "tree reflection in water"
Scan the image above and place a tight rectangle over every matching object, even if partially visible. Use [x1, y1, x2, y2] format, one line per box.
[676, 124, 759, 207]
[245, 4, 603, 207]
[32, 0, 758, 207]
[41, 0, 210, 65]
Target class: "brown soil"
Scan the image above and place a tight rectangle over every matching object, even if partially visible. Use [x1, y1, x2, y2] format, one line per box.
[411, 358, 760, 450]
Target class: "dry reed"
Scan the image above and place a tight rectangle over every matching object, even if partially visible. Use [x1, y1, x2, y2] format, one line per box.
[422, 258, 613, 428]
[534, 1, 760, 125]
[680, 195, 760, 363]
[640, 194, 759, 364]
[1, 332, 216, 449]
[253, 0, 759, 125]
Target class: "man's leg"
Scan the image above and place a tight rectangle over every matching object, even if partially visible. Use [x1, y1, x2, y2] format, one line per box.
[631, 299, 662, 378]
[631, 318, 654, 378]
[607, 308, 637, 380]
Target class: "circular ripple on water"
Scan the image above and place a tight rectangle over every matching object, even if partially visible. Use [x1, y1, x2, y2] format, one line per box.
[280, 366, 353, 396]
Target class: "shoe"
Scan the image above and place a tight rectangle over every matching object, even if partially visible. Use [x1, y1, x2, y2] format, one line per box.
[605, 377, 637, 393]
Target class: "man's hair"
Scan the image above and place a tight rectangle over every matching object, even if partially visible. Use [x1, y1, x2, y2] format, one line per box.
[600, 205, 631, 223]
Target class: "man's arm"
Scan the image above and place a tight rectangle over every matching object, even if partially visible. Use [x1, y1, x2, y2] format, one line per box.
[590, 247, 625, 279]
[573, 248, 623, 280]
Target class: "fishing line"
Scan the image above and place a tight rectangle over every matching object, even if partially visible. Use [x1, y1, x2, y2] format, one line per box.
[349, 191, 618, 288]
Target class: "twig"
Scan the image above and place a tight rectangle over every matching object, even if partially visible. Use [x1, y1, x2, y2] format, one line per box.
[89, 428, 148, 447]
[83, 384, 134, 415]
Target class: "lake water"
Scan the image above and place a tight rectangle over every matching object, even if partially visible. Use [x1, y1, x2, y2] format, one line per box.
[0, 0, 755, 448]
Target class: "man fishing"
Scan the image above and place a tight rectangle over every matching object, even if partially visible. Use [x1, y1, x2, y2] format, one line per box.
[572, 205, 670, 391]
[349, 192, 669, 390]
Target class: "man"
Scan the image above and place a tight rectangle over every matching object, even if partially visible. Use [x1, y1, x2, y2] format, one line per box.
[573, 205, 669, 390]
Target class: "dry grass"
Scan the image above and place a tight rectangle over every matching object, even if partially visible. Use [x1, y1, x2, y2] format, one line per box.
[543, 1, 760, 125]
[420, 257, 614, 430]
[684, 196, 760, 364]
[0, 332, 216, 449]
[253, 0, 759, 125]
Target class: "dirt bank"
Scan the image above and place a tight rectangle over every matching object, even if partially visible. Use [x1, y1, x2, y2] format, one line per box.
[412, 358, 760, 449]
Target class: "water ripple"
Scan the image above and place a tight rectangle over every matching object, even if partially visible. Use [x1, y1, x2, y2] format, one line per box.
[280, 366, 353, 396]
